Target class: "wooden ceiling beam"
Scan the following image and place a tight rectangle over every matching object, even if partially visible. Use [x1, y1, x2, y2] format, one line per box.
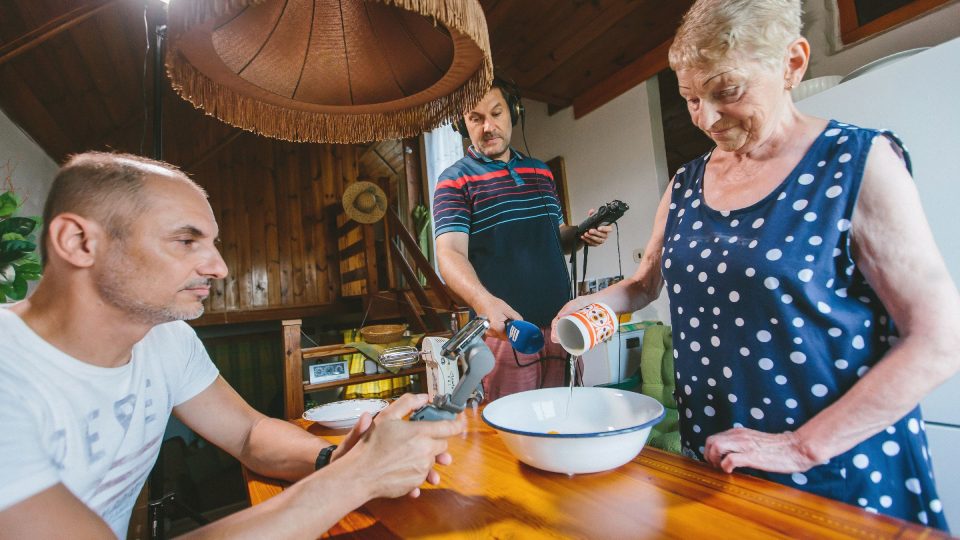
[0, 0, 119, 67]
[519, 87, 571, 109]
[514, 0, 647, 89]
[0, 64, 75, 161]
[572, 38, 673, 119]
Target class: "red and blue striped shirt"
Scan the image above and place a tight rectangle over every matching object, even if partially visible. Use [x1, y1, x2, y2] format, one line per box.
[433, 146, 571, 326]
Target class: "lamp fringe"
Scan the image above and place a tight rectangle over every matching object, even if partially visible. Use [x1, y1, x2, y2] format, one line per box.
[166, 0, 492, 144]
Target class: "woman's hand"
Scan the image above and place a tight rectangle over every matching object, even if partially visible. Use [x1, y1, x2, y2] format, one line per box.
[704, 427, 820, 474]
[549, 296, 596, 342]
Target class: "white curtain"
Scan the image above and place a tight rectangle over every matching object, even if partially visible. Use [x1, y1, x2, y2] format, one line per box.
[422, 125, 465, 273]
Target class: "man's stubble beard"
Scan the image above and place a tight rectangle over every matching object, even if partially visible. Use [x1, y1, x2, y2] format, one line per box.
[96, 243, 204, 325]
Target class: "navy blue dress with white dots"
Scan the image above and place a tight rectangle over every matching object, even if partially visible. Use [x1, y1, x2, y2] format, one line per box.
[661, 120, 948, 531]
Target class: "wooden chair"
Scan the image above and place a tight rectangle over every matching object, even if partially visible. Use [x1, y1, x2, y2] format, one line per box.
[281, 319, 428, 419]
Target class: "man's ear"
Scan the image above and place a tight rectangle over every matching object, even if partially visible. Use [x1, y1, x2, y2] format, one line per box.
[46, 213, 104, 268]
[784, 37, 810, 89]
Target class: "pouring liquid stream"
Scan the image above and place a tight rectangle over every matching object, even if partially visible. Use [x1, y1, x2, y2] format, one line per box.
[565, 355, 579, 419]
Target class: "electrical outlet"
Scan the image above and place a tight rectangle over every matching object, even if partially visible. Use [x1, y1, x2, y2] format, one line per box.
[632, 248, 643, 263]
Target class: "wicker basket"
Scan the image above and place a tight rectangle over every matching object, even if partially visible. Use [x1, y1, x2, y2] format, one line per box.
[360, 324, 408, 344]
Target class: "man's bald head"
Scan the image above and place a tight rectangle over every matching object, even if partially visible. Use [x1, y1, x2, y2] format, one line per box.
[41, 152, 206, 265]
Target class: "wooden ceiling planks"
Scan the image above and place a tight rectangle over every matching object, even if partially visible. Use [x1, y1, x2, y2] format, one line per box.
[481, 0, 694, 116]
[0, 0, 700, 167]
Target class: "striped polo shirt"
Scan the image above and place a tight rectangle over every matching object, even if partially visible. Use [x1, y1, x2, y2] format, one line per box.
[433, 146, 571, 327]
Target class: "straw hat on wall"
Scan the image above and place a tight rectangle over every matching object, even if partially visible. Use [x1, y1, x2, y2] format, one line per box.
[342, 181, 388, 224]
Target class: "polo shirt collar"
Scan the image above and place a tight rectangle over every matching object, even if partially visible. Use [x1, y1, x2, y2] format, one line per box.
[466, 145, 525, 165]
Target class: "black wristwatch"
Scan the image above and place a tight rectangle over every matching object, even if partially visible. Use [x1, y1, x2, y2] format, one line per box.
[315, 445, 337, 470]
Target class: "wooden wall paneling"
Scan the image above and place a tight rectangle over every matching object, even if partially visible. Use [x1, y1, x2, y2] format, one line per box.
[331, 145, 346, 206]
[310, 146, 331, 304]
[341, 144, 358, 187]
[274, 141, 294, 305]
[320, 144, 338, 206]
[220, 143, 242, 310]
[298, 146, 320, 304]
[262, 142, 282, 307]
[235, 138, 256, 309]
[245, 139, 269, 308]
[323, 203, 342, 301]
[199, 158, 227, 313]
[283, 143, 307, 305]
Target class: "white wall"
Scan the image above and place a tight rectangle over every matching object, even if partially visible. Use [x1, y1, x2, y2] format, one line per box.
[803, 0, 960, 78]
[523, 83, 671, 324]
[0, 108, 57, 218]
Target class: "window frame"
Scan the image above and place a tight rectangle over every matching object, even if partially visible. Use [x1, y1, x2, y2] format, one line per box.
[836, 0, 953, 45]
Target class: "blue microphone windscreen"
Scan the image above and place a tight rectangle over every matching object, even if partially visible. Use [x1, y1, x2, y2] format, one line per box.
[506, 320, 545, 354]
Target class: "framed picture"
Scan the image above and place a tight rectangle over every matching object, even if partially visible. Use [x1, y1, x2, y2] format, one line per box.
[309, 360, 350, 384]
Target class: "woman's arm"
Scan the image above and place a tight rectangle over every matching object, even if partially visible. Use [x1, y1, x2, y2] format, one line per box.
[705, 136, 960, 473]
[552, 183, 672, 333]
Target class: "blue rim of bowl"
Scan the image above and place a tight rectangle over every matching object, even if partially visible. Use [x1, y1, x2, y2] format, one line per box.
[481, 401, 666, 439]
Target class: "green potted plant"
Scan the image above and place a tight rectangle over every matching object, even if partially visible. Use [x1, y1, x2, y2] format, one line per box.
[0, 172, 42, 302]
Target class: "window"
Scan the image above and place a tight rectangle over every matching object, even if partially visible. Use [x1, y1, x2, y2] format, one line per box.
[837, 0, 952, 44]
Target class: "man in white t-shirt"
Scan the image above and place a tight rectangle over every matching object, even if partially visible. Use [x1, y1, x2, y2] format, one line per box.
[0, 152, 463, 538]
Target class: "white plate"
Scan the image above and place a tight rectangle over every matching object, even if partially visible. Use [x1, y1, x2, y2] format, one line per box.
[303, 399, 388, 429]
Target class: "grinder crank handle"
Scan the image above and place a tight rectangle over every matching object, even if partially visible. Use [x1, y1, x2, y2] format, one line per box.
[409, 339, 496, 422]
[449, 342, 495, 410]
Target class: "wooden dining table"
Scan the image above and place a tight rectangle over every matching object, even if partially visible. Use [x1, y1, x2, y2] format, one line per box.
[243, 407, 950, 539]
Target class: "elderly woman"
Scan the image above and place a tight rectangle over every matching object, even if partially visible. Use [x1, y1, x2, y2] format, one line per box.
[553, 0, 959, 530]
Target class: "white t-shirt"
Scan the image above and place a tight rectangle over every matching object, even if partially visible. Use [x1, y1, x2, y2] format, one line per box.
[0, 309, 219, 538]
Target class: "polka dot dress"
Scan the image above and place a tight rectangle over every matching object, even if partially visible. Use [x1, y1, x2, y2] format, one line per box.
[661, 120, 948, 531]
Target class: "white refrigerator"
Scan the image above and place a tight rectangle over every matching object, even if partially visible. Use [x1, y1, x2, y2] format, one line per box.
[796, 38, 960, 529]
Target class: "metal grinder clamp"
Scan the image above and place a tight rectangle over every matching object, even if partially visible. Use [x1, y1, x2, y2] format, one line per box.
[410, 317, 495, 421]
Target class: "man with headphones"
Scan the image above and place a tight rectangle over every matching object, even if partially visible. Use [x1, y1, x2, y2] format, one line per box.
[432, 78, 611, 401]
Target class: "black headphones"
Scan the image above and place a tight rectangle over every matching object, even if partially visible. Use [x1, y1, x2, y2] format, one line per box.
[453, 76, 525, 139]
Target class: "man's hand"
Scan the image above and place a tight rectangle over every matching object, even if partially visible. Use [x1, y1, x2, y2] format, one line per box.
[703, 427, 820, 474]
[476, 297, 522, 340]
[580, 208, 613, 247]
[338, 394, 465, 499]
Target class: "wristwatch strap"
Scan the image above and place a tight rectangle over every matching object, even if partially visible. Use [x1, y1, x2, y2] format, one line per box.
[315, 445, 338, 470]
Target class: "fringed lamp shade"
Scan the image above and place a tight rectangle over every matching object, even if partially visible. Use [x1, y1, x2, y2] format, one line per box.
[165, 0, 492, 143]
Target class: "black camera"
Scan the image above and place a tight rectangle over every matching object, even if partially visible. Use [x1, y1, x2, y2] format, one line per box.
[576, 200, 630, 236]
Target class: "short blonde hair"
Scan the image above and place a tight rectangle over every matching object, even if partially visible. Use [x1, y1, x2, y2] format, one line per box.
[668, 0, 802, 72]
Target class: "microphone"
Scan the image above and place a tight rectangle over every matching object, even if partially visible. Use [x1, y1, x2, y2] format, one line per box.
[505, 319, 545, 354]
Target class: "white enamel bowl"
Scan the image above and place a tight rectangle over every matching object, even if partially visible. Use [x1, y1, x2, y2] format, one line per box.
[482, 387, 665, 474]
[303, 399, 388, 429]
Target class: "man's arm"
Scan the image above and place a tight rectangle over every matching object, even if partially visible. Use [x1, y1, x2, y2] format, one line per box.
[0, 484, 115, 539]
[174, 376, 327, 481]
[435, 232, 520, 339]
[178, 393, 462, 539]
